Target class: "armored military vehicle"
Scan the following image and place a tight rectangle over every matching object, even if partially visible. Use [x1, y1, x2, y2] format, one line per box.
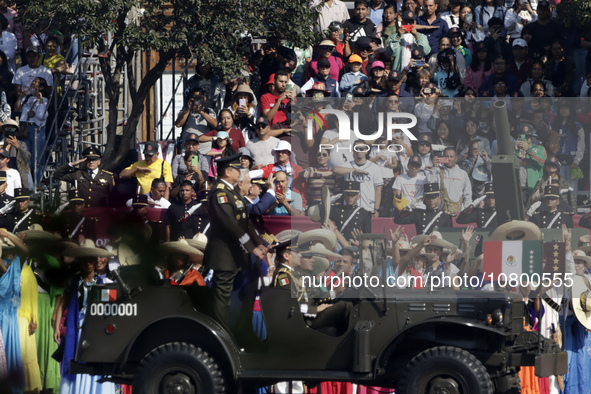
[71, 235, 566, 394]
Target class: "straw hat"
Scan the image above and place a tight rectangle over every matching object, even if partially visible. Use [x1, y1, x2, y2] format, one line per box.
[301, 243, 342, 261]
[417, 247, 436, 260]
[0, 233, 15, 249]
[186, 233, 208, 252]
[412, 231, 457, 253]
[159, 239, 203, 261]
[298, 229, 338, 252]
[21, 224, 60, 241]
[64, 239, 114, 258]
[573, 250, 591, 267]
[312, 256, 330, 276]
[490, 220, 542, 241]
[572, 275, 591, 330]
[388, 239, 413, 255]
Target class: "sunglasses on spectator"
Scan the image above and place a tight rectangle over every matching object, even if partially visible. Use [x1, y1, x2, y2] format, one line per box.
[317, 152, 328, 157]
[320, 46, 333, 51]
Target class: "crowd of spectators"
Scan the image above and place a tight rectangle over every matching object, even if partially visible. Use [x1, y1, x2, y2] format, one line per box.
[2, 0, 591, 393]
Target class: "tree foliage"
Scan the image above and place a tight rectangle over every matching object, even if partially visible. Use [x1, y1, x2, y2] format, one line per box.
[556, 0, 591, 30]
[16, 0, 320, 170]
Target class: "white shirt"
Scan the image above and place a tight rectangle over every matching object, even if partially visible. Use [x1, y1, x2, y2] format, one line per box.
[1, 168, 22, 197]
[126, 192, 171, 209]
[12, 64, 54, 95]
[0, 31, 17, 72]
[343, 160, 384, 212]
[433, 165, 473, 210]
[19, 95, 48, 127]
[392, 172, 426, 202]
[313, 0, 350, 33]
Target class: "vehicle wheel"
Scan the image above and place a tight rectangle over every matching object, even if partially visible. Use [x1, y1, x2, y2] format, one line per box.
[397, 346, 493, 394]
[493, 368, 521, 394]
[133, 342, 226, 394]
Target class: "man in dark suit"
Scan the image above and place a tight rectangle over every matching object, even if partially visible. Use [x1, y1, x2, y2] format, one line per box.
[54, 147, 115, 207]
[394, 183, 453, 235]
[204, 154, 267, 330]
[456, 183, 497, 228]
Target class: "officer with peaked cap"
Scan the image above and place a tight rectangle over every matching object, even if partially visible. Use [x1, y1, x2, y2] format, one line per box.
[329, 180, 372, 243]
[531, 185, 573, 228]
[394, 183, 453, 235]
[204, 154, 267, 330]
[456, 182, 497, 228]
[54, 146, 115, 207]
[0, 188, 42, 233]
[62, 189, 97, 241]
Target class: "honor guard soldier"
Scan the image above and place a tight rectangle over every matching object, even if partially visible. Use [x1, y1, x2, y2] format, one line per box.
[63, 189, 96, 241]
[54, 146, 115, 207]
[394, 183, 453, 235]
[0, 171, 13, 211]
[531, 185, 573, 229]
[0, 188, 42, 234]
[272, 237, 300, 289]
[456, 183, 497, 228]
[165, 181, 209, 241]
[203, 154, 267, 330]
[329, 181, 372, 243]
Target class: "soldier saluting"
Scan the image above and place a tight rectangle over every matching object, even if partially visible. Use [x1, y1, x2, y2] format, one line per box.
[456, 182, 497, 228]
[394, 183, 453, 235]
[0, 188, 42, 233]
[54, 146, 115, 207]
[530, 185, 573, 228]
[203, 154, 267, 330]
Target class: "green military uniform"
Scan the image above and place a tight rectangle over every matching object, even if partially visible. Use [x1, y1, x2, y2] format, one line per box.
[203, 155, 264, 330]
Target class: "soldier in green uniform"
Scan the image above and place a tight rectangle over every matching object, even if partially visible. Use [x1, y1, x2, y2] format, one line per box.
[54, 146, 115, 207]
[204, 154, 267, 331]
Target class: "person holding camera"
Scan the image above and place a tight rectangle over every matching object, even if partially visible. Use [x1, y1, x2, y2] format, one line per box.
[175, 87, 218, 158]
[434, 48, 463, 97]
[386, 10, 431, 74]
[0, 119, 30, 188]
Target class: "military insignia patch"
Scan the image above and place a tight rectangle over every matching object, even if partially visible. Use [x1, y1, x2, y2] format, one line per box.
[217, 183, 226, 190]
[236, 215, 241, 220]
[218, 195, 228, 204]
[236, 200, 244, 209]
[280, 277, 289, 286]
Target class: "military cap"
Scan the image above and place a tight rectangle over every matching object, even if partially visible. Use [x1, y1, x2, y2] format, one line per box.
[132, 194, 148, 206]
[217, 153, 243, 174]
[543, 185, 559, 199]
[69, 189, 84, 202]
[82, 146, 102, 159]
[408, 155, 422, 167]
[342, 180, 361, 193]
[418, 134, 432, 145]
[143, 141, 158, 157]
[0, 171, 5, 184]
[545, 156, 560, 167]
[484, 182, 494, 195]
[271, 236, 299, 254]
[14, 188, 31, 200]
[423, 183, 440, 196]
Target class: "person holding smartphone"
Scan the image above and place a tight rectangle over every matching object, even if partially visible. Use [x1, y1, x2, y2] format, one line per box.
[386, 10, 431, 73]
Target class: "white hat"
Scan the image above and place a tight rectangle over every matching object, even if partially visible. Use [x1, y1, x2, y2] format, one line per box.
[512, 39, 528, 48]
[573, 250, 591, 267]
[186, 233, 208, 252]
[298, 229, 338, 252]
[490, 220, 541, 241]
[572, 275, 591, 330]
[271, 140, 292, 156]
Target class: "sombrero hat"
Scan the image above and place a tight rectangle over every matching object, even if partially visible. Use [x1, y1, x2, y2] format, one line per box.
[186, 233, 208, 252]
[159, 239, 203, 262]
[417, 247, 436, 260]
[388, 239, 413, 255]
[312, 256, 330, 276]
[64, 239, 114, 258]
[298, 229, 338, 252]
[412, 231, 457, 253]
[572, 275, 591, 330]
[0, 232, 15, 249]
[300, 243, 342, 261]
[21, 224, 60, 241]
[490, 220, 542, 241]
[307, 186, 331, 224]
[577, 244, 591, 255]
[573, 250, 591, 267]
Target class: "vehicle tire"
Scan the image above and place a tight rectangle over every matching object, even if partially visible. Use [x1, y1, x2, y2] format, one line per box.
[493, 368, 521, 394]
[397, 346, 493, 394]
[133, 342, 226, 394]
